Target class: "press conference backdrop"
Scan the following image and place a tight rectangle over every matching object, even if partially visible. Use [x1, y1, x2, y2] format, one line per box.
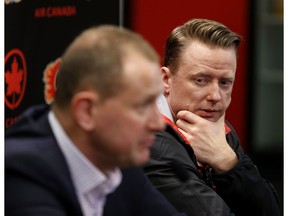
[5, 0, 123, 128]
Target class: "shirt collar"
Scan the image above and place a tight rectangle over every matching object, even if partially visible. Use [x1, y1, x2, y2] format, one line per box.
[156, 94, 174, 121]
[48, 111, 122, 196]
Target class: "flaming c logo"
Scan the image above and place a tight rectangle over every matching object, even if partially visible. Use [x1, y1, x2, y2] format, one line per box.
[5, 49, 27, 110]
[43, 58, 62, 104]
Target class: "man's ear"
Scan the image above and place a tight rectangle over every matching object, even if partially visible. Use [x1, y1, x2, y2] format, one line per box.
[161, 66, 172, 95]
[71, 91, 99, 131]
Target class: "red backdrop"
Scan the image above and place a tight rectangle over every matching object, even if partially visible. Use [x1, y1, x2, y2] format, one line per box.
[129, 0, 249, 151]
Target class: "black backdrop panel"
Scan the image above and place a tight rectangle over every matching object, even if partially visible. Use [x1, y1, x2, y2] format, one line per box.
[5, 0, 121, 127]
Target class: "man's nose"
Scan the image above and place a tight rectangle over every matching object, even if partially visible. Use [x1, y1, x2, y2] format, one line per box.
[206, 83, 222, 102]
[148, 104, 166, 131]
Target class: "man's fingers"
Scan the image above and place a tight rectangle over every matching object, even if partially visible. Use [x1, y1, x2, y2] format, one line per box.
[178, 127, 186, 136]
[176, 118, 190, 132]
[176, 110, 201, 124]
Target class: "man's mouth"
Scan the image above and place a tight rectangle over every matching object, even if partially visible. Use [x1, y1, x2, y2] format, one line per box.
[140, 136, 155, 147]
[197, 109, 218, 118]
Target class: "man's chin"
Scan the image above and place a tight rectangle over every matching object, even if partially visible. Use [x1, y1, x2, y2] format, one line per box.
[200, 116, 218, 122]
[196, 111, 222, 122]
[129, 150, 151, 167]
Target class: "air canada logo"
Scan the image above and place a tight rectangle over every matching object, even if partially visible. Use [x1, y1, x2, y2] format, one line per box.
[43, 58, 62, 104]
[5, 49, 27, 110]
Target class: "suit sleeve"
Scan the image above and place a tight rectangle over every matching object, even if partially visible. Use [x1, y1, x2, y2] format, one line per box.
[5, 144, 83, 216]
[144, 132, 234, 216]
[6, 171, 69, 216]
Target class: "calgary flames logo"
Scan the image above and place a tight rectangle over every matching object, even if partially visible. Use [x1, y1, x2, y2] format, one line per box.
[43, 58, 62, 104]
[5, 49, 27, 110]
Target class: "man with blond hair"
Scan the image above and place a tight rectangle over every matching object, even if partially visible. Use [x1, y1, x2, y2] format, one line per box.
[144, 18, 280, 216]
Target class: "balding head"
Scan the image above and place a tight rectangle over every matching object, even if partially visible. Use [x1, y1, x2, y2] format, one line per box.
[54, 25, 159, 108]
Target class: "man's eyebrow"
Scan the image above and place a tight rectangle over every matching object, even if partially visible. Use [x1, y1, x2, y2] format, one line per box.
[186, 72, 210, 79]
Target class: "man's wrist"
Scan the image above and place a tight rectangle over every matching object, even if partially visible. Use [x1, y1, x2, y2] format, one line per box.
[212, 152, 238, 174]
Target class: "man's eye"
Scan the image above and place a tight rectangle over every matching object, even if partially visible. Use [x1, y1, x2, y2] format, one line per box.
[194, 77, 207, 85]
[220, 79, 233, 86]
[135, 101, 151, 113]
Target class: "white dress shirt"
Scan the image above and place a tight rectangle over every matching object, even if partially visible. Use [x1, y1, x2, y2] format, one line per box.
[157, 94, 173, 121]
[48, 111, 122, 216]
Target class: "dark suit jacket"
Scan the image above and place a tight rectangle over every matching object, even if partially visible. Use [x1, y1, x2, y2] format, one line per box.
[5, 105, 186, 216]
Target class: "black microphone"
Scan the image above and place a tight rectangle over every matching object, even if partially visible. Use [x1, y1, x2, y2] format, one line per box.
[171, 159, 190, 182]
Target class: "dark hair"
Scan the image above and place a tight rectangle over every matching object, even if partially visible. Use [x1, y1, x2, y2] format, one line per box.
[164, 18, 241, 72]
[54, 25, 159, 107]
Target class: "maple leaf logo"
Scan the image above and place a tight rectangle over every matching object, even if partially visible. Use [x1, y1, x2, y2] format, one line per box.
[5, 57, 23, 95]
[5, 49, 27, 110]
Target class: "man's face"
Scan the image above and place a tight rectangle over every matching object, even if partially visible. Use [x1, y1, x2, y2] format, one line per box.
[91, 52, 165, 168]
[163, 40, 237, 122]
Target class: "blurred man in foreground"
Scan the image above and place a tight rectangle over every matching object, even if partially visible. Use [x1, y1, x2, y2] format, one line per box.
[5, 25, 187, 216]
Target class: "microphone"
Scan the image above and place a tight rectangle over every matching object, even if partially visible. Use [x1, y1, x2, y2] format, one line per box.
[171, 159, 190, 182]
